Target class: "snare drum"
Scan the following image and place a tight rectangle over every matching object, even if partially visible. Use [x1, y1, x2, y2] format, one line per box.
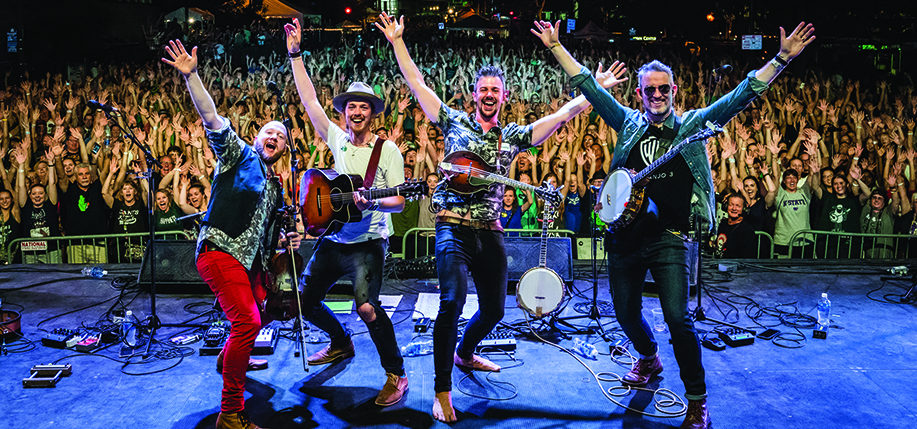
[516, 267, 566, 318]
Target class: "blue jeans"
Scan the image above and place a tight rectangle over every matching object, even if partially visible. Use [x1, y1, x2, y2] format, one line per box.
[433, 223, 507, 393]
[299, 238, 404, 376]
[606, 231, 706, 400]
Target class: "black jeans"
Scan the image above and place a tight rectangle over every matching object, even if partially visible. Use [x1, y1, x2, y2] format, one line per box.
[606, 231, 706, 400]
[299, 238, 404, 376]
[433, 223, 507, 393]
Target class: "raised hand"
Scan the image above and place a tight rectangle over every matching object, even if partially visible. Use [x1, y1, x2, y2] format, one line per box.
[779, 22, 816, 61]
[531, 20, 561, 48]
[283, 18, 302, 54]
[161, 40, 198, 77]
[594, 61, 629, 90]
[374, 13, 404, 44]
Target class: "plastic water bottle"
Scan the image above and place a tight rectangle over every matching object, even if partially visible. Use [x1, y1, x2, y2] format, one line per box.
[82, 266, 108, 278]
[817, 293, 831, 329]
[572, 338, 598, 359]
[123, 310, 139, 347]
[400, 338, 433, 357]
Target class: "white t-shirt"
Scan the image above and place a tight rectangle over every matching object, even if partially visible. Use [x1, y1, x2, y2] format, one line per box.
[773, 185, 811, 245]
[324, 123, 405, 244]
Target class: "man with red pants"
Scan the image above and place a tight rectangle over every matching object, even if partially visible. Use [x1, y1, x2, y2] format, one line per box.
[163, 40, 301, 429]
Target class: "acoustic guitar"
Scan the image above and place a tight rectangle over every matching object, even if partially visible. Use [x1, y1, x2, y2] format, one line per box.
[300, 169, 427, 237]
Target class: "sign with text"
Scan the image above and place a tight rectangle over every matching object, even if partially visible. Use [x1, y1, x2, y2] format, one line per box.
[21, 241, 47, 252]
[742, 35, 762, 50]
[567, 19, 576, 33]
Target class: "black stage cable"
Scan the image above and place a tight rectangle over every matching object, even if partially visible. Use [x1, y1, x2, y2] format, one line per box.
[455, 349, 523, 401]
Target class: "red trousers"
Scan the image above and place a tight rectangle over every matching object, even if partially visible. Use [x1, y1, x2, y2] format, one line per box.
[197, 250, 269, 413]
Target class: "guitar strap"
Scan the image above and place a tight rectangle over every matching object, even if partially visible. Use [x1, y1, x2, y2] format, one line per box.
[653, 115, 683, 159]
[362, 136, 386, 189]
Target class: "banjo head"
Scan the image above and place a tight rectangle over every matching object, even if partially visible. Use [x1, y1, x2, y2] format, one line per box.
[516, 267, 566, 318]
[597, 169, 634, 224]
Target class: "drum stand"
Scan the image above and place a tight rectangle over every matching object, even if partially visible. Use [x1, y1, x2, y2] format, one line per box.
[551, 204, 611, 340]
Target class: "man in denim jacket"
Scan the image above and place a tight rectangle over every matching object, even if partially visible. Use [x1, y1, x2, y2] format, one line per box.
[534, 20, 816, 429]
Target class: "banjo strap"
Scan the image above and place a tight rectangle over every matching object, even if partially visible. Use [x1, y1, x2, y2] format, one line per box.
[652, 115, 683, 159]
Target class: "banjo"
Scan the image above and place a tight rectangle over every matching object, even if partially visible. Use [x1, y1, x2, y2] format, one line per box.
[516, 195, 566, 318]
[597, 121, 723, 232]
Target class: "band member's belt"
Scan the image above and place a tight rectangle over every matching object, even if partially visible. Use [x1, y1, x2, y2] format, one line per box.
[199, 240, 223, 254]
[435, 215, 502, 231]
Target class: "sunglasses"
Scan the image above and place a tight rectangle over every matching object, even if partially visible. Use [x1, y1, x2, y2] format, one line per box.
[642, 85, 672, 96]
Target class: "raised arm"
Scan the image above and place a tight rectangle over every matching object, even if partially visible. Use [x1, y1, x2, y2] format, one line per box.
[532, 21, 585, 78]
[285, 19, 331, 141]
[754, 22, 816, 85]
[531, 62, 628, 146]
[376, 14, 442, 121]
[161, 40, 224, 130]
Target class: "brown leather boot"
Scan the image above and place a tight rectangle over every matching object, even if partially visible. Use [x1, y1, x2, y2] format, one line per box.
[216, 349, 268, 374]
[215, 411, 265, 429]
[680, 398, 711, 429]
[306, 338, 355, 365]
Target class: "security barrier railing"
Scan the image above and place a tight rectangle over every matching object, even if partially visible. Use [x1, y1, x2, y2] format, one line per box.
[784, 230, 916, 259]
[5, 231, 195, 265]
[397, 228, 577, 260]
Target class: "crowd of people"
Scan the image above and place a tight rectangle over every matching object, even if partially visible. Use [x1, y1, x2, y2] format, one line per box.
[1, 22, 916, 264]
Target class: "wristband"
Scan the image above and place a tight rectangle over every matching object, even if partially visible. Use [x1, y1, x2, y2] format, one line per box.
[899, 183, 905, 187]
[67, 110, 72, 113]
[728, 158, 736, 163]
[769, 59, 785, 71]
[773, 56, 789, 67]
[547, 43, 562, 50]
[18, 169, 24, 173]
[25, 93, 30, 96]
[853, 157, 859, 161]
[288, 50, 301, 58]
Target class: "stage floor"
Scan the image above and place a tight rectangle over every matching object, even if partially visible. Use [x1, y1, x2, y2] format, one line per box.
[2, 260, 916, 429]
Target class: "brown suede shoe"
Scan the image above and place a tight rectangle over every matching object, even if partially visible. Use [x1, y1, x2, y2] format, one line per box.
[374, 372, 409, 406]
[680, 398, 711, 429]
[622, 355, 663, 386]
[307, 339, 355, 365]
[215, 411, 265, 429]
[454, 352, 500, 372]
[216, 350, 269, 374]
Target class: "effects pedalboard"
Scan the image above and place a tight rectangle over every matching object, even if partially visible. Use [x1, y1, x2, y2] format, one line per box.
[41, 328, 81, 349]
[717, 328, 756, 347]
[199, 324, 228, 356]
[475, 329, 516, 353]
[252, 325, 279, 355]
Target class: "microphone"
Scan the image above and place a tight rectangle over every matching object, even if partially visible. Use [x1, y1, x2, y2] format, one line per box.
[712, 64, 733, 75]
[87, 100, 117, 114]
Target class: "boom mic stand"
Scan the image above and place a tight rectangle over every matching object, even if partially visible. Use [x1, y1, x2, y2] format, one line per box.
[268, 81, 310, 371]
[551, 186, 611, 340]
[96, 104, 208, 359]
[690, 215, 746, 330]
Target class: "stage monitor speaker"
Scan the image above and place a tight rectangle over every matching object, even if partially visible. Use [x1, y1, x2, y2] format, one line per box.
[138, 240, 208, 294]
[505, 236, 573, 283]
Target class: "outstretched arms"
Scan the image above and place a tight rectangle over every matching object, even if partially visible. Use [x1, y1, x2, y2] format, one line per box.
[285, 19, 331, 141]
[161, 40, 224, 130]
[754, 22, 816, 85]
[376, 13, 442, 122]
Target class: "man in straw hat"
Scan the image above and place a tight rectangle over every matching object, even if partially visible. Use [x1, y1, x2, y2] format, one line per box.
[284, 19, 408, 408]
[376, 13, 627, 422]
[162, 39, 302, 429]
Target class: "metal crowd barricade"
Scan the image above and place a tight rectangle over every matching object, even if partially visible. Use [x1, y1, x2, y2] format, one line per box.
[786, 229, 916, 259]
[755, 231, 775, 259]
[398, 227, 576, 260]
[7, 231, 195, 265]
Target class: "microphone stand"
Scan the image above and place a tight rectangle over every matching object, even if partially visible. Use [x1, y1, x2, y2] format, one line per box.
[691, 214, 745, 330]
[269, 82, 310, 371]
[551, 186, 610, 340]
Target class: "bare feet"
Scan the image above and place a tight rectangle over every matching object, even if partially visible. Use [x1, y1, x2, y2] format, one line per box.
[433, 391, 457, 423]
